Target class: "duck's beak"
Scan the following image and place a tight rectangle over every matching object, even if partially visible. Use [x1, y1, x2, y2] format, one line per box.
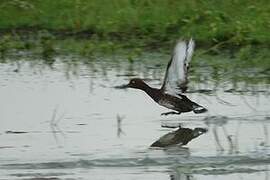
[114, 83, 130, 89]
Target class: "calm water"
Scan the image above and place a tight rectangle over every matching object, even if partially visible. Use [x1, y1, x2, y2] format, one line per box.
[0, 53, 269, 180]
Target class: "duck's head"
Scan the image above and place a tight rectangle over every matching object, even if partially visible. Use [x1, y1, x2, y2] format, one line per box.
[192, 128, 208, 138]
[125, 78, 147, 89]
[115, 78, 148, 90]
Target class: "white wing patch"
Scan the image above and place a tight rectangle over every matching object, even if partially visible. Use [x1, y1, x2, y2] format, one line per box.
[162, 39, 195, 97]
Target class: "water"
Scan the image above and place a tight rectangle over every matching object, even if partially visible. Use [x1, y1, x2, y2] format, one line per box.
[0, 53, 269, 180]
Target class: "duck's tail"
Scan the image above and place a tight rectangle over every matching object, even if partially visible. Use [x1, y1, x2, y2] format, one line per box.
[192, 104, 208, 114]
[179, 95, 208, 114]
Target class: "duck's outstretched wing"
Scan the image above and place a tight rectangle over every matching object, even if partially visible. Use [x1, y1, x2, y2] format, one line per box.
[161, 39, 195, 96]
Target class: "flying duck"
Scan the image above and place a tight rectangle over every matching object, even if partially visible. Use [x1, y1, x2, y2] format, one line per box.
[123, 39, 207, 115]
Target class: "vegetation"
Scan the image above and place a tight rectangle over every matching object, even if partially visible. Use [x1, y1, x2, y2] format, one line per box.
[1, 0, 269, 44]
[0, 0, 269, 69]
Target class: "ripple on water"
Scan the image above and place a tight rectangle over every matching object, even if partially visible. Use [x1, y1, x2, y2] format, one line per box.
[2, 154, 270, 170]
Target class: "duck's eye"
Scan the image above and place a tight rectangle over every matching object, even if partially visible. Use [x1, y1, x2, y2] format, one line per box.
[131, 81, 135, 84]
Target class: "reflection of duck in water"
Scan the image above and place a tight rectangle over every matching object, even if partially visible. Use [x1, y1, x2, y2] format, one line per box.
[151, 126, 207, 147]
[121, 39, 207, 116]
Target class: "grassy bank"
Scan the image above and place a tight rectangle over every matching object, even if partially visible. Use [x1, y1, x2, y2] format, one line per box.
[0, 0, 269, 46]
[0, 0, 270, 69]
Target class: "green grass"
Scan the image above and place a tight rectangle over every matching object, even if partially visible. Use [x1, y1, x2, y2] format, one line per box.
[0, 0, 270, 70]
[0, 0, 269, 46]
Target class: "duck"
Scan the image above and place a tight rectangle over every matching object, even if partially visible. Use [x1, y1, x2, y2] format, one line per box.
[122, 39, 207, 115]
[150, 126, 208, 147]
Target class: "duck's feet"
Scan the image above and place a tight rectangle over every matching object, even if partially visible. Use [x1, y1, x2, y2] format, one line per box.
[161, 111, 181, 116]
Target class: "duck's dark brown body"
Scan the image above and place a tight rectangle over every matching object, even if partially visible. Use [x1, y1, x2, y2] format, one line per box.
[129, 80, 206, 114]
[157, 93, 202, 113]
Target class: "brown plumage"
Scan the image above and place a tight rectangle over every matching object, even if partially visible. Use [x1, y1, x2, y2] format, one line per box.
[122, 39, 207, 115]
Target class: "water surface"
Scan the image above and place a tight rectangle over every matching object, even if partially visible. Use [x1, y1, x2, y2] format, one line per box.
[0, 53, 269, 180]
